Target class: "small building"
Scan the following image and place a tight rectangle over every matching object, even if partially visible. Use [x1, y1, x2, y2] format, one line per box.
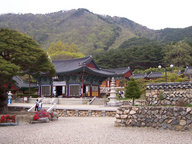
[12, 76, 38, 94]
[146, 71, 182, 80]
[100, 67, 132, 88]
[130, 73, 147, 80]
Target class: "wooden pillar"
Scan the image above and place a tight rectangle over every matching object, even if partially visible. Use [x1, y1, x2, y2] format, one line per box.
[66, 84, 68, 98]
[81, 71, 84, 98]
[39, 85, 41, 97]
[98, 86, 100, 98]
[105, 81, 107, 87]
[51, 85, 53, 98]
[90, 85, 92, 97]
[29, 75, 30, 97]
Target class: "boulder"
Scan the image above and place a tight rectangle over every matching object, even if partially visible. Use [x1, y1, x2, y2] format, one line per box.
[38, 117, 49, 123]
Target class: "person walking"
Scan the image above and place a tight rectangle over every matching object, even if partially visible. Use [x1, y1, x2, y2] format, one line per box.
[35, 99, 39, 111]
[38, 100, 42, 111]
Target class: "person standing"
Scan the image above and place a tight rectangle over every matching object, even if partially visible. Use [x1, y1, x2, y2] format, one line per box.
[38, 100, 42, 111]
[35, 99, 39, 111]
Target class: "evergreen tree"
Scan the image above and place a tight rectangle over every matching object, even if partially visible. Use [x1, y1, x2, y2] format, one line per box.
[125, 78, 142, 106]
[0, 28, 56, 113]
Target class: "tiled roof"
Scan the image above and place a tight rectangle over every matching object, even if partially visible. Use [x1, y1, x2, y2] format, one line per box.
[184, 66, 192, 75]
[103, 67, 131, 75]
[146, 70, 182, 79]
[130, 73, 147, 79]
[52, 56, 117, 76]
[12, 76, 37, 89]
[146, 82, 192, 90]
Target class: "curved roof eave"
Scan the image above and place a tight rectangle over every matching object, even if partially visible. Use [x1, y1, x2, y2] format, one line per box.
[56, 66, 117, 77]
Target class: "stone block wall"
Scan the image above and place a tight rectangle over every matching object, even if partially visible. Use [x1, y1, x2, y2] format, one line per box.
[56, 109, 116, 117]
[146, 82, 192, 106]
[115, 106, 192, 131]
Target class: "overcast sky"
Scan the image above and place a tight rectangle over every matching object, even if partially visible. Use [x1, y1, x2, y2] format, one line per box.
[1, 0, 192, 30]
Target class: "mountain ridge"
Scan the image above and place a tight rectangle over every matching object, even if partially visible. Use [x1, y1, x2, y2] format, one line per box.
[0, 8, 192, 55]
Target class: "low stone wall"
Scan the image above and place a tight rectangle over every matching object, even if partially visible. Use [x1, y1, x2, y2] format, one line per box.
[56, 109, 116, 117]
[146, 82, 192, 106]
[115, 106, 192, 131]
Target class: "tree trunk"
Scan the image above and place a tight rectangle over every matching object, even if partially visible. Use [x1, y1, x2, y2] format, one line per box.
[0, 75, 12, 113]
[132, 97, 135, 106]
[0, 85, 8, 113]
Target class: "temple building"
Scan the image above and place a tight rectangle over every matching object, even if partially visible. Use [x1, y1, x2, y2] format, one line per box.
[35, 55, 132, 98]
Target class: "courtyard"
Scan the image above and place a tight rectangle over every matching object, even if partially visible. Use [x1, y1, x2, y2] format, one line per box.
[0, 117, 192, 144]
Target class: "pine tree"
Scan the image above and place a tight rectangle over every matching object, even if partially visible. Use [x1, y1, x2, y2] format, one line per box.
[125, 77, 142, 106]
[0, 28, 56, 113]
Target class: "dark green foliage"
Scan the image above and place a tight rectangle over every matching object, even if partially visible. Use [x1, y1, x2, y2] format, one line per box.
[94, 42, 164, 70]
[0, 28, 56, 112]
[125, 78, 142, 106]
[118, 37, 157, 49]
[155, 27, 192, 43]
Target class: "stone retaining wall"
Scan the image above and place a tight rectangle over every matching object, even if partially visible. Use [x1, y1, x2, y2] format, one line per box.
[146, 82, 192, 106]
[115, 106, 192, 131]
[56, 109, 116, 117]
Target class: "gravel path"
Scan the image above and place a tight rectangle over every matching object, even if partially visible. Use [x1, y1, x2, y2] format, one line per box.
[0, 117, 192, 144]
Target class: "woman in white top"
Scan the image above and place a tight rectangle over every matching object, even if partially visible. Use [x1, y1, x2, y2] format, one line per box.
[38, 100, 42, 111]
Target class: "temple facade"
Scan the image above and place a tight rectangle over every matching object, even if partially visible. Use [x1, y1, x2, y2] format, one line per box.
[34, 55, 132, 98]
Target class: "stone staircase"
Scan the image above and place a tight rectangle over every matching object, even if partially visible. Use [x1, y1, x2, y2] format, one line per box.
[91, 98, 106, 105]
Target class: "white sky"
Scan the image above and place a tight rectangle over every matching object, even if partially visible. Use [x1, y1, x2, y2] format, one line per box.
[1, 0, 192, 30]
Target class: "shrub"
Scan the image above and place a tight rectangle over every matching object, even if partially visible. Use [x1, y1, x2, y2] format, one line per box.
[33, 109, 51, 121]
[176, 98, 188, 107]
[50, 112, 54, 118]
[158, 91, 164, 100]
[33, 114, 39, 121]
[0, 115, 16, 123]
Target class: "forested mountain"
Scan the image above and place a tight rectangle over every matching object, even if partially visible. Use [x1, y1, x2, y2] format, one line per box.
[1, 8, 192, 56]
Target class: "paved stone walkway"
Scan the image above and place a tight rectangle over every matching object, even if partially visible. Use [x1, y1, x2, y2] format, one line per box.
[8, 103, 117, 111]
[1, 117, 192, 144]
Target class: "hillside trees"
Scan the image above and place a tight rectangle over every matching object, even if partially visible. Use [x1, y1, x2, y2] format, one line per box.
[94, 43, 164, 70]
[47, 41, 85, 60]
[0, 28, 56, 113]
[163, 42, 192, 67]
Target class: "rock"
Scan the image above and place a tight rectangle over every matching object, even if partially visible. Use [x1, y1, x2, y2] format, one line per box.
[180, 120, 186, 126]
[176, 125, 184, 130]
[132, 107, 138, 111]
[167, 119, 172, 124]
[116, 119, 121, 123]
[162, 115, 168, 120]
[121, 115, 128, 119]
[116, 110, 123, 115]
[126, 120, 132, 125]
[161, 123, 167, 129]
[186, 114, 191, 120]
[137, 122, 141, 127]
[53, 112, 59, 119]
[130, 110, 136, 115]
[159, 118, 164, 123]
[141, 122, 145, 126]
[124, 109, 130, 114]
[171, 120, 179, 125]
[152, 101, 157, 105]
[116, 114, 120, 119]
[184, 126, 189, 130]
[38, 117, 49, 123]
[186, 107, 192, 113]
[187, 120, 192, 125]
[154, 118, 159, 123]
